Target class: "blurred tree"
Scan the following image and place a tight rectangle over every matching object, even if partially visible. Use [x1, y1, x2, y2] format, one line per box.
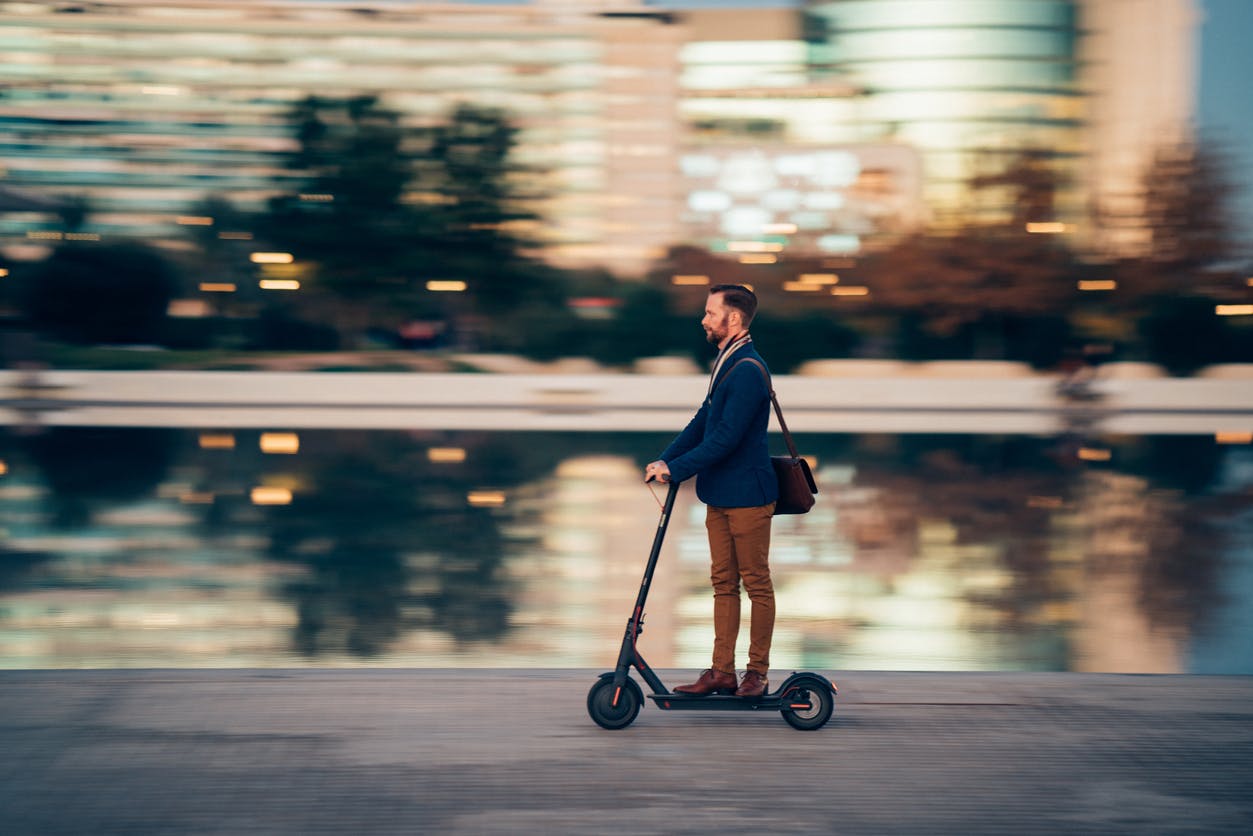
[866, 230, 1074, 362]
[259, 95, 426, 338]
[21, 241, 177, 345]
[417, 102, 557, 315]
[1140, 140, 1237, 285]
[864, 149, 1078, 364]
[1121, 140, 1244, 372]
[259, 96, 558, 345]
[967, 147, 1061, 229]
[24, 427, 178, 528]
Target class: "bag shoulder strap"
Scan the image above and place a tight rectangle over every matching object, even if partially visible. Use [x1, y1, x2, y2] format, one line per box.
[719, 357, 801, 460]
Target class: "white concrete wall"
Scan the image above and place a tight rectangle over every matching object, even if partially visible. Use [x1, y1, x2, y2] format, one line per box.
[3, 364, 1250, 434]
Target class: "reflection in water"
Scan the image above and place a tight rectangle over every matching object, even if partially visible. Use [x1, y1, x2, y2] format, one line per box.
[0, 426, 1249, 673]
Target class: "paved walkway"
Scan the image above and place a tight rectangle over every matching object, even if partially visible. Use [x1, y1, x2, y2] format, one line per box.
[3, 670, 1251, 835]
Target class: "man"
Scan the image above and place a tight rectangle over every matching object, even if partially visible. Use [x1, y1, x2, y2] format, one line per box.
[644, 284, 778, 698]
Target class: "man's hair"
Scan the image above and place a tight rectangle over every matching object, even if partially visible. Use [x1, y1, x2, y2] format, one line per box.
[709, 284, 758, 326]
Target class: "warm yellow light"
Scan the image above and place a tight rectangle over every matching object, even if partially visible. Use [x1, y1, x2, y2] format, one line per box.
[1216, 304, 1253, 316]
[428, 447, 467, 463]
[260, 432, 300, 454]
[1078, 447, 1112, 462]
[299, 193, 334, 202]
[251, 486, 293, 505]
[199, 282, 236, 293]
[1078, 280, 1117, 291]
[177, 216, 213, 226]
[0, 459, 7, 476]
[468, 490, 506, 508]
[762, 223, 797, 234]
[27, 231, 63, 240]
[180, 491, 215, 505]
[1026, 222, 1068, 234]
[427, 280, 467, 292]
[250, 252, 294, 264]
[727, 241, 783, 253]
[0, 268, 8, 278]
[671, 274, 710, 286]
[1246, 277, 1253, 287]
[259, 279, 300, 291]
[831, 286, 870, 296]
[1215, 431, 1253, 445]
[783, 281, 822, 292]
[797, 273, 838, 285]
[738, 254, 776, 264]
[198, 433, 236, 450]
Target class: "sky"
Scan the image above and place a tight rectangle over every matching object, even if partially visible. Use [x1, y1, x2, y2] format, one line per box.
[1198, 0, 1253, 256]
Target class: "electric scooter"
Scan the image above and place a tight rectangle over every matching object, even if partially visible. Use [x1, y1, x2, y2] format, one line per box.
[587, 478, 837, 731]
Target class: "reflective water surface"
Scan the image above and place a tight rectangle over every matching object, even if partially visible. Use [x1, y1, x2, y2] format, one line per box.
[1, 425, 1250, 673]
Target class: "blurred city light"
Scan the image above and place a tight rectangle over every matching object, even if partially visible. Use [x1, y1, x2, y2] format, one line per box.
[250, 252, 294, 264]
[198, 433, 236, 450]
[259, 279, 301, 291]
[260, 433, 300, 454]
[831, 286, 870, 296]
[1078, 279, 1118, 291]
[250, 487, 293, 506]
[177, 216, 214, 226]
[1215, 431, 1253, 444]
[1078, 447, 1113, 462]
[167, 300, 211, 318]
[179, 491, 215, 505]
[426, 280, 467, 292]
[762, 223, 797, 234]
[467, 490, 506, 508]
[199, 282, 236, 293]
[427, 447, 467, 463]
[738, 254, 776, 264]
[671, 274, 709, 286]
[0, 459, 7, 476]
[1026, 222, 1069, 234]
[798, 273, 838, 285]
[1215, 304, 1253, 316]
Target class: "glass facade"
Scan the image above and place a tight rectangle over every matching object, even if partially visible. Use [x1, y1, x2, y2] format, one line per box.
[805, 0, 1085, 226]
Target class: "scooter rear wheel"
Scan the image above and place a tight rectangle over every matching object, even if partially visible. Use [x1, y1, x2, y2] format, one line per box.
[587, 674, 642, 730]
[779, 677, 834, 731]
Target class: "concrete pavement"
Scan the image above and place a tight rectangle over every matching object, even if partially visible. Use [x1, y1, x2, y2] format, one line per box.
[2, 669, 1251, 835]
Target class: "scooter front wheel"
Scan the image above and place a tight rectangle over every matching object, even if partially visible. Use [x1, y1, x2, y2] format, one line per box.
[779, 677, 834, 731]
[587, 674, 643, 730]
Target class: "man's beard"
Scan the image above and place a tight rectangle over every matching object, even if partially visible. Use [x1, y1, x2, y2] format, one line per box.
[705, 316, 729, 345]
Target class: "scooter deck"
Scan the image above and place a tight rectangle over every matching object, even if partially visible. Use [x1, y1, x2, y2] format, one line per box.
[647, 691, 813, 712]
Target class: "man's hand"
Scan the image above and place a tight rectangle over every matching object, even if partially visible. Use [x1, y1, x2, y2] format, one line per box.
[644, 460, 671, 483]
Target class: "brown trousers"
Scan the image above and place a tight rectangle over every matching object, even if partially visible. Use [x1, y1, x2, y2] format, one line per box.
[705, 502, 775, 677]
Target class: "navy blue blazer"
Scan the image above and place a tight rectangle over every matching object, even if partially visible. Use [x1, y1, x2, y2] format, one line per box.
[661, 342, 779, 508]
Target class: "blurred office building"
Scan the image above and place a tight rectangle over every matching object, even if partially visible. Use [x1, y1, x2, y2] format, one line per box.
[0, 0, 1198, 275]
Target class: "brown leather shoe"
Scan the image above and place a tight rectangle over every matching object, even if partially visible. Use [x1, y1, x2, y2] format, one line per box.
[674, 668, 737, 695]
[735, 670, 768, 698]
